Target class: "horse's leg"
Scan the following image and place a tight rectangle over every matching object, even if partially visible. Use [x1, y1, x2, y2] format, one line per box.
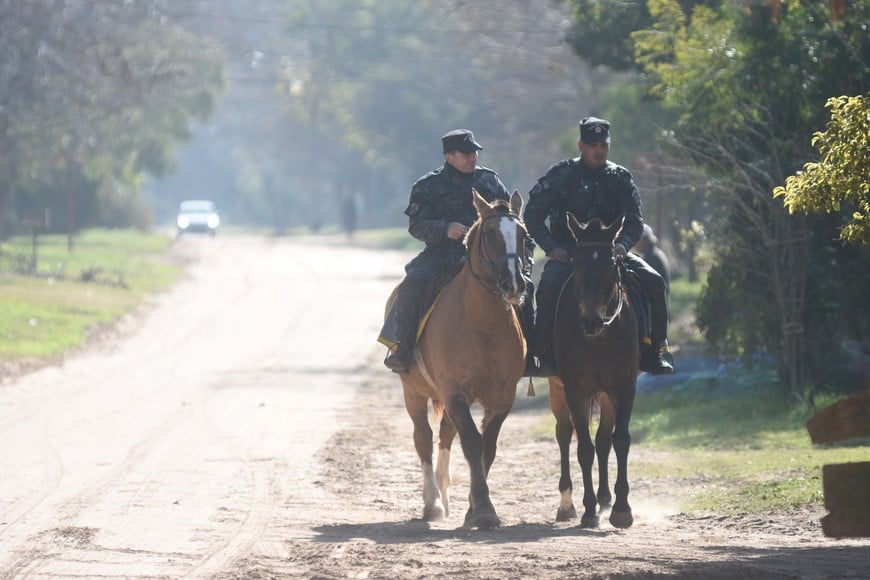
[566, 389, 599, 528]
[436, 413, 457, 517]
[609, 387, 636, 529]
[595, 394, 615, 508]
[549, 378, 577, 521]
[403, 387, 445, 522]
[480, 408, 509, 477]
[446, 393, 499, 530]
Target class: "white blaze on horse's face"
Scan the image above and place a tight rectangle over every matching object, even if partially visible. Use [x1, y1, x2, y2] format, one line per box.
[499, 216, 522, 301]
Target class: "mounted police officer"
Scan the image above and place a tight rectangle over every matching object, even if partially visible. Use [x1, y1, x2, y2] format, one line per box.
[524, 117, 675, 376]
[383, 129, 536, 375]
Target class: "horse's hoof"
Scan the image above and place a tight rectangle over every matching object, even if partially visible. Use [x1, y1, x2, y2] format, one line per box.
[580, 514, 599, 528]
[467, 511, 501, 530]
[609, 509, 633, 529]
[556, 505, 577, 522]
[423, 505, 445, 522]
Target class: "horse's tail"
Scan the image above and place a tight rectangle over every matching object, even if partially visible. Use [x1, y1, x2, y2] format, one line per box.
[432, 399, 445, 422]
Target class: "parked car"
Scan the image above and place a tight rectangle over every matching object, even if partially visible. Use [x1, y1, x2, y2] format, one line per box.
[176, 200, 220, 236]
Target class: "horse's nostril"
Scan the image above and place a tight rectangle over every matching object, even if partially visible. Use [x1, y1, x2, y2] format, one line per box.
[581, 315, 604, 336]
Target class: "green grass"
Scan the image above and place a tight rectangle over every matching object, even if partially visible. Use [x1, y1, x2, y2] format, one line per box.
[528, 365, 868, 516]
[631, 371, 869, 514]
[0, 229, 180, 363]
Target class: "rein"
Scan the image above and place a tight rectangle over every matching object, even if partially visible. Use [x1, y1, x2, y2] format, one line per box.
[467, 212, 528, 295]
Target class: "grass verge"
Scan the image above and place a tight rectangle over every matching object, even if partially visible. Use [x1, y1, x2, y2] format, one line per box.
[0, 229, 180, 364]
[630, 369, 869, 515]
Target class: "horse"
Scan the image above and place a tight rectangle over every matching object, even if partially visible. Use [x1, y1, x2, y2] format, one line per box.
[548, 214, 639, 528]
[385, 189, 528, 529]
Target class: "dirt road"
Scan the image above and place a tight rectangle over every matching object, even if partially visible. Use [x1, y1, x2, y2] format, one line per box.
[1, 235, 867, 579]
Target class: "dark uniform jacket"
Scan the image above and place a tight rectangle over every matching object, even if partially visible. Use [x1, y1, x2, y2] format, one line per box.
[524, 157, 643, 254]
[405, 162, 510, 258]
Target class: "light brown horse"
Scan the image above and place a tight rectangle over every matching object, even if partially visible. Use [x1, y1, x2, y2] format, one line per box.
[386, 189, 528, 529]
[548, 214, 639, 528]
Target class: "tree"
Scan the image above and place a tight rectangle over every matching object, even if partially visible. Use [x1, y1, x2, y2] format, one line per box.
[0, 0, 225, 238]
[774, 94, 870, 246]
[564, 0, 870, 398]
[277, 0, 603, 227]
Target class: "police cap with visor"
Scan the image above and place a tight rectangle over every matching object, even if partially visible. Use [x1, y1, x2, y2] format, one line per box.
[442, 129, 483, 154]
[579, 117, 611, 144]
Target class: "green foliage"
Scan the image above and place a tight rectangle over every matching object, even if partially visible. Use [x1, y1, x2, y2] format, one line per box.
[0, 229, 179, 362]
[630, 371, 869, 514]
[0, 0, 226, 235]
[774, 95, 870, 246]
[565, 0, 720, 72]
[574, 0, 870, 396]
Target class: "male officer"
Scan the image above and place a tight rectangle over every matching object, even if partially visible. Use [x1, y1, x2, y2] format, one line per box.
[524, 117, 675, 376]
[383, 129, 535, 374]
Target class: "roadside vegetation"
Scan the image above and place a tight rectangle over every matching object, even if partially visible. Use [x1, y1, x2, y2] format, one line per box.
[0, 229, 179, 364]
[630, 371, 868, 515]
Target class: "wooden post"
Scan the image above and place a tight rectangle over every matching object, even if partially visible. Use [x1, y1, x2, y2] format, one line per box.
[807, 387, 870, 538]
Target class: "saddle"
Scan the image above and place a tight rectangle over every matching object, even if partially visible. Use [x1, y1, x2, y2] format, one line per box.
[377, 260, 464, 350]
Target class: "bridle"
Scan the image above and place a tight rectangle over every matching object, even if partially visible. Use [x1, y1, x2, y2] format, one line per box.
[574, 239, 624, 327]
[468, 212, 529, 295]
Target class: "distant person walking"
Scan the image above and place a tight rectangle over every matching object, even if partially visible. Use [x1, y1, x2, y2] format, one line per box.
[340, 194, 358, 239]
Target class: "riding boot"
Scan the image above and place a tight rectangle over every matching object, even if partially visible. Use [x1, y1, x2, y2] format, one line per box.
[383, 279, 423, 374]
[640, 279, 675, 375]
[533, 289, 558, 377]
[519, 281, 538, 377]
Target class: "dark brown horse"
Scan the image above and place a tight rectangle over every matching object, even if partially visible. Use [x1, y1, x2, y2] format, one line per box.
[385, 189, 528, 529]
[548, 214, 639, 528]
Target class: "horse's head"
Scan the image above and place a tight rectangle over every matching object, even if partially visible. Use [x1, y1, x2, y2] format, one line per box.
[566, 213, 624, 337]
[467, 188, 529, 306]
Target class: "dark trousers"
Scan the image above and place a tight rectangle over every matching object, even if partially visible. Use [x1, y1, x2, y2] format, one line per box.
[534, 253, 669, 356]
[393, 250, 455, 348]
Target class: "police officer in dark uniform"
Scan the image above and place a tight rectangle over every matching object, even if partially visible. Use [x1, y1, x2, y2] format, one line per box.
[524, 117, 675, 376]
[384, 129, 536, 375]
[633, 224, 671, 291]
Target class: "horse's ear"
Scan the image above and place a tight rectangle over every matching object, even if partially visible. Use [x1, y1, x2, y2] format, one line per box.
[472, 188, 489, 217]
[509, 190, 523, 216]
[566, 212, 584, 240]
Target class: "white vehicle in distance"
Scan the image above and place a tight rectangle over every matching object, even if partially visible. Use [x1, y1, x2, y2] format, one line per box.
[176, 199, 220, 236]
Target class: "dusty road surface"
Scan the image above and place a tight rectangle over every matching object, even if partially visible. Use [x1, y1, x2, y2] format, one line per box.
[1, 235, 867, 579]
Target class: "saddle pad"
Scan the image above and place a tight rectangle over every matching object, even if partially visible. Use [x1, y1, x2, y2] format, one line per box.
[377, 287, 446, 351]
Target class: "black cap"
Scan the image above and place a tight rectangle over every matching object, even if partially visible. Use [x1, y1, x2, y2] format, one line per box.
[442, 129, 483, 154]
[579, 116, 611, 144]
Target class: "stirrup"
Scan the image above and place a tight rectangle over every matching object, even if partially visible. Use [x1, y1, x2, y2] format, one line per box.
[384, 344, 411, 374]
[641, 342, 674, 375]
